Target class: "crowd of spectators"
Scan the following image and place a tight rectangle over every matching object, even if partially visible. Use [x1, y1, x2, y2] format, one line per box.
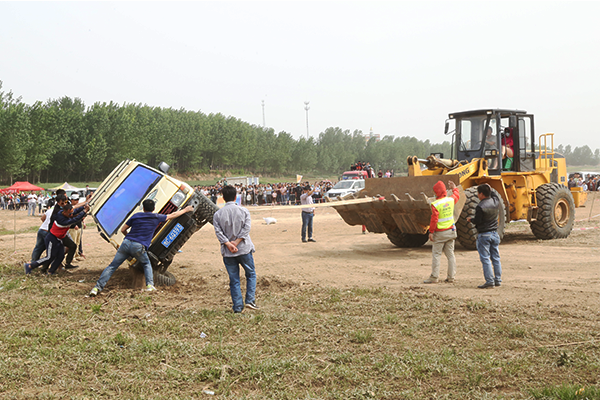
[349, 162, 394, 179]
[568, 173, 600, 191]
[1, 192, 52, 213]
[195, 181, 335, 206]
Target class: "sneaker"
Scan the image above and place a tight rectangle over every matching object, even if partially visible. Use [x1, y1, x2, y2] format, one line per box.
[495, 281, 501, 287]
[245, 303, 259, 310]
[89, 287, 99, 297]
[64, 264, 79, 270]
[477, 282, 495, 289]
[423, 277, 438, 284]
[24, 262, 32, 275]
[307, 238, 316, 242]
[302, 239, 308, 243]
[145, 284, 157, 292]
[444, 278, 455, 283]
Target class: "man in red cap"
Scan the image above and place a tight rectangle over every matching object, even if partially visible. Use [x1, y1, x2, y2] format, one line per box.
[423, 180, 460, 284]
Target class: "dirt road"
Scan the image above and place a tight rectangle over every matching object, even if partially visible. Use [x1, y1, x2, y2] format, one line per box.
[1, 193, 599, 311]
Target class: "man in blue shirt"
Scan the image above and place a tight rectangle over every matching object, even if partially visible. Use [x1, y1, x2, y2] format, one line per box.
[213, 185, 258, 313]
[90, 200, 193, 296]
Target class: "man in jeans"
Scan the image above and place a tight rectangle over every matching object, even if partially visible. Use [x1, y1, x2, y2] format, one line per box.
[467, 184, 502, 289]
[89, 200, 193, 296]
[300, 185, 316, 243]
[423, 180, 460, 284]
[213, 185, 258, 313]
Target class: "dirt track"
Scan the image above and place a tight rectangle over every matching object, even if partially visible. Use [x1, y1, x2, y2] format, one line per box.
[1, 193, 599, 311]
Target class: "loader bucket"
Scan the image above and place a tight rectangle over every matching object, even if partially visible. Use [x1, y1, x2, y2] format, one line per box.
[330, 175, 465, 235]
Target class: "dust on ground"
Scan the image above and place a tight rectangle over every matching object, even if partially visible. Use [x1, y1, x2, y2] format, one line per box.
[1, 193, 599, 311]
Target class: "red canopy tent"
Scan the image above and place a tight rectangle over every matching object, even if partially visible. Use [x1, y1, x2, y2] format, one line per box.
[2, 181, 44, 193]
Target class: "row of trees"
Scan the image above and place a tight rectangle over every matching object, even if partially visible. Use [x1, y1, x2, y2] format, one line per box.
[0, 84, 452, 184]
[1, 82, 598, 184]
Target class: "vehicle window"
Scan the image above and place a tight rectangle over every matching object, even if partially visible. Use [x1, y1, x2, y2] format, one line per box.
[459, 116, 487, 151]
[333, 181, 355, 189]
[95, 166, 162, 235]
[356, 181, 365, 189]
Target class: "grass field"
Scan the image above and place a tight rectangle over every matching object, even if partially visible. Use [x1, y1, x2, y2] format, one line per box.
[0, 264, 598, 399]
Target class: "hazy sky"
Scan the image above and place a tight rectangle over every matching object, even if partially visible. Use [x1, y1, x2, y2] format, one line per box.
[2, 1, 599, 151]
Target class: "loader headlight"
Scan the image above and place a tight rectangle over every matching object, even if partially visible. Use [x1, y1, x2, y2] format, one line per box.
[484, 149, 498, 157]
[170, 190, 186, 207]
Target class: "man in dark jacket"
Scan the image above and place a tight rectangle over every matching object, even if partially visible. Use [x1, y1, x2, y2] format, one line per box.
[467, 184, 502, 289]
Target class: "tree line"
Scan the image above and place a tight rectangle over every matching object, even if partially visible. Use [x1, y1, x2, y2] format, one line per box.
[1, 82, 598, 184]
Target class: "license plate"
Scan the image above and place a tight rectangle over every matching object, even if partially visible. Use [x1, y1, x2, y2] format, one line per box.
[161, 223, 184, 248]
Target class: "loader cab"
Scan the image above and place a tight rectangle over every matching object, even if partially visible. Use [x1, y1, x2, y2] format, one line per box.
[447, 109, 536, 175]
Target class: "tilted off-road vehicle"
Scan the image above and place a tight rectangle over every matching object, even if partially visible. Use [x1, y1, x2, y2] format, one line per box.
[88, 160, 218, 285]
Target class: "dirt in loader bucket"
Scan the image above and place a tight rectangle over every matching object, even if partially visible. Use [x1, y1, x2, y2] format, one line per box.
[331, 175, 465, 236]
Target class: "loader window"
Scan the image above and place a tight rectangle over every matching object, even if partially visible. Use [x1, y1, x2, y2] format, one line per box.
[458, 116, 486, 151]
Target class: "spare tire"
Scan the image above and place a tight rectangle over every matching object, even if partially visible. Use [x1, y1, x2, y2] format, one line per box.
[194, 190, 219, 225]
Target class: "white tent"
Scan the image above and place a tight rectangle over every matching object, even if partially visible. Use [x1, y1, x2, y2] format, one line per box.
[50, 182, 78, 191]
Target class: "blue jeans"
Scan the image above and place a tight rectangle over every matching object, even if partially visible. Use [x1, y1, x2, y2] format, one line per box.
[94, 238, 154, 291]
[31, 229, 49, 262]
[223, 252, 257, 312]
[476, 231, 502, 284]
[301, 211, 313, 241]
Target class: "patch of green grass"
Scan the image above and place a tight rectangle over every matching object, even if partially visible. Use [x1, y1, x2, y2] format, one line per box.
[350, 330, 373, 344]
[0, 225, 39, 236]
[529, 384, 600, 399]
[90, 304, 102, 314]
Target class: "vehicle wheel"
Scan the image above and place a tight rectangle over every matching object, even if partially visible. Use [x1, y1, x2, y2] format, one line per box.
[386, 228, 429, 248]
[456, 186, 506, 250]
[154, 270, 176, 286]
[530, 183, 575, 240]
[194, 190, 219, 226]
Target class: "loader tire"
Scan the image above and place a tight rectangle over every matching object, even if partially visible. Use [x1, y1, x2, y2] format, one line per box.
[530, 183, 575, 240]
[154, 270, 176, 287]
[386, 229, 429, 248]
[456, 186, 506, 250]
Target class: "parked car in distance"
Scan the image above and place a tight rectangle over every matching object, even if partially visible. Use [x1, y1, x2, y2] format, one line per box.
[324, 179, 365, 200]
[341, 170, 368, 180]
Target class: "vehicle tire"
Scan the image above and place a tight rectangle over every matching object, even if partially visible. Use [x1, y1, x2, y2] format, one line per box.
[154, 270, 176, 286]
[386, 228, 429, 248]
[194, 191, 219, 225]
[530, 183, 575, 240]
[456, 186, 506, 250]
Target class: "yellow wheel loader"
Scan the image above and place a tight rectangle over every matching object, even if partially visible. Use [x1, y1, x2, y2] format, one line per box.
[330, 109, 578, 249]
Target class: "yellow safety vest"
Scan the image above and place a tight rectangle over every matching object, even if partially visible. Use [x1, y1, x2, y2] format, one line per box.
[432, 196, 455, 230]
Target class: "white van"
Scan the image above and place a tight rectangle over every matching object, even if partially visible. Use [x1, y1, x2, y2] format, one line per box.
[324, 179, 365, 200]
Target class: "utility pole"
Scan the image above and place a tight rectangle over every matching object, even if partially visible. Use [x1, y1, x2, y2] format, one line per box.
[261, 100, 266, 127]
[304, 101, 310, 139]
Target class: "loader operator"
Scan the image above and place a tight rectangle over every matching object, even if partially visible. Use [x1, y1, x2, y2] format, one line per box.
[423, 180, 460, 284]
